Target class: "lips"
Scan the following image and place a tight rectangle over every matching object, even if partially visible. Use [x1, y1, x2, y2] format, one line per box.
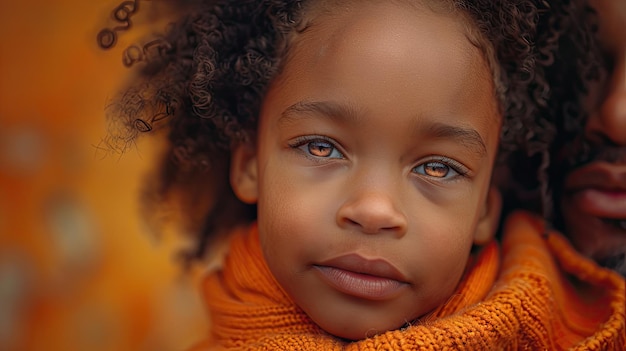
[313, 253, 408, 300]
[563, 162, 626, 219]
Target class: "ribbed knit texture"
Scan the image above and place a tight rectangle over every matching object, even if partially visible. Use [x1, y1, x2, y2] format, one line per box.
[191, 211, 625, 350]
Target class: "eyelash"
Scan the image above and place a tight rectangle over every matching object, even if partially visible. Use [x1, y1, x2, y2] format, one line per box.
[288, 136, 470, 180]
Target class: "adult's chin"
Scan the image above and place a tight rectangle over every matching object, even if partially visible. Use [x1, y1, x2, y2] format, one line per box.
[561, 197, 626, 278]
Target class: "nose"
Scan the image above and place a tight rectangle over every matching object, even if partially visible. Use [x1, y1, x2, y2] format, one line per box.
[336, 182, 408, 236]
[585, 55, 626, 146]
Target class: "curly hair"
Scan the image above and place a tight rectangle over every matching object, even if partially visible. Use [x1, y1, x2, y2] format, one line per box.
[99, 0, 602, 262]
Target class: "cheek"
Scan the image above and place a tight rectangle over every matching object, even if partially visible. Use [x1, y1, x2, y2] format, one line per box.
[256, 179, 340, 305]
[410, 221, 475, 304]
[418, 220, 474, 269]
[404, 193, 483, 272]
[259, 175, 327, 228]
[411, 190, 482, 235]
[256, 168, 337, 261]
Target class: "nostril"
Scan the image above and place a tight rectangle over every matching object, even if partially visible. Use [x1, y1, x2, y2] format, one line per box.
[339, 216, 381, 234]
[343, 218, 360, 228]
[337, 202, 407, 236]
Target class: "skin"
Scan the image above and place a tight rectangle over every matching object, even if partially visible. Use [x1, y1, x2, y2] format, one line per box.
[231, 0, 502, 340]
[559, 0, 626, 277]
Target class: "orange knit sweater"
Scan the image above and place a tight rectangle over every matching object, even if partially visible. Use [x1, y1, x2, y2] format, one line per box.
[192, 211, 625, 350]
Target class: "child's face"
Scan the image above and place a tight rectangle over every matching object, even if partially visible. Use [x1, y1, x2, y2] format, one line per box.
[232, 0, 501, 340]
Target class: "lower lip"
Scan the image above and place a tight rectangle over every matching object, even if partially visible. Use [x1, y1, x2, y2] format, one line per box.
[571, 189, 626, 218]
[313, 265, 406, 300]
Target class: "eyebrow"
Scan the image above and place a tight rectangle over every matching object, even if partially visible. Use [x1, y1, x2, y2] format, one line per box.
[279, 100, 360, 126]
[425, 122, 488, 158]
[279, 100, 488, 158]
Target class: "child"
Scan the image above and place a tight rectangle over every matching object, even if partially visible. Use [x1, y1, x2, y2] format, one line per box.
[102, 0, 625, 349]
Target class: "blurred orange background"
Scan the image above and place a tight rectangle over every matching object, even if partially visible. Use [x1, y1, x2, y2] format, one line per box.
[0, 1, 208, 350]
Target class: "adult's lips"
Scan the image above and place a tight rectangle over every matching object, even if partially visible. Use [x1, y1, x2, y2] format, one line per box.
[314, 253, 409, 300]
[563, 162, 626, 219]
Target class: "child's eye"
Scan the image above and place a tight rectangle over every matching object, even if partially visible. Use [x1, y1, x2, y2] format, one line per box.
[412, 157, 468, 180]
[290, 137, 345, 159]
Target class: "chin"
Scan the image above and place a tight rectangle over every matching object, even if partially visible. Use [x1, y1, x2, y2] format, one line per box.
[561, 205, 626, 278]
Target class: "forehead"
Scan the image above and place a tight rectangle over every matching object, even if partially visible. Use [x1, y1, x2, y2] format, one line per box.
[266, 0, 499, 131]
[291, 0, 481, 66]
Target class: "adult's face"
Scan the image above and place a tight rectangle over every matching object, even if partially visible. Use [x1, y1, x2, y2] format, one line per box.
[559, 0, 626, 276]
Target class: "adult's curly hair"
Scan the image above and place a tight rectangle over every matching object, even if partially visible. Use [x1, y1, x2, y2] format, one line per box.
[100, 0, 602, 262]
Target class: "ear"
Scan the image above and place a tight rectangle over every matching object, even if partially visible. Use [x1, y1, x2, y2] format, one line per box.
[473, 186, 502, 245]
[230, 141, 259, 204]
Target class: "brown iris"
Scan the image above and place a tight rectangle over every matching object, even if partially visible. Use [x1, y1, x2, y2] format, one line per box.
[423, 162, 449, 177]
